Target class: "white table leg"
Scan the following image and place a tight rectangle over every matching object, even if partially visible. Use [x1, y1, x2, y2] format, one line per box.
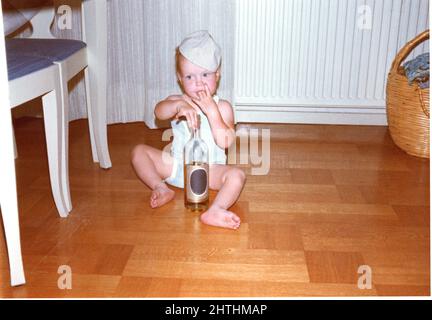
[82, 0, 112, 169]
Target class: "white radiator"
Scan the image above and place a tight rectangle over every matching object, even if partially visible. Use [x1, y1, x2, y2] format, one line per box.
[234, 0, 429, 125]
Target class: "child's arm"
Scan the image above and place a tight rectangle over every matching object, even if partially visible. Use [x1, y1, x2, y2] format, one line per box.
[191, 85, 236, 149]
[154, 95, 199, 129]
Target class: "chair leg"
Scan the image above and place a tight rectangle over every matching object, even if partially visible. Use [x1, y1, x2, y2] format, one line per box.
[84, 67, 112, 169]
[42, 89, 69, 217]
[13, 126, 18, 159]
[57, 64, 72, 212]
[0, 178, 26, 287]
[0, 114, 25, 286]
[84, 66, 98, 163]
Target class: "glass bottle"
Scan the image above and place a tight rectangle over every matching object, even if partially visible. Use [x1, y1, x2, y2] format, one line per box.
[184, 116, 209, 212]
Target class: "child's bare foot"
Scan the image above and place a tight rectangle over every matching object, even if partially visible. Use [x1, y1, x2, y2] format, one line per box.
[150, 182, 175, 208]
[200, 205, 241, 230]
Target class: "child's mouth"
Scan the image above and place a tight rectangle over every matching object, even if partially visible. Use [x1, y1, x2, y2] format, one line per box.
[194, 91, 204, 98]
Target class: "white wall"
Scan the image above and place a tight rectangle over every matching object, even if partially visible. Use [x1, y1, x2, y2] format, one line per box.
[7, 0, 429, 126]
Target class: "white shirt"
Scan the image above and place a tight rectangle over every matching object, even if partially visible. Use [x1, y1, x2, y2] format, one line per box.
[170, 95, 227, 164]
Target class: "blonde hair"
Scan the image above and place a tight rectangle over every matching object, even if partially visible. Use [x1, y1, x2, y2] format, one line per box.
[175, 47, 184, 75]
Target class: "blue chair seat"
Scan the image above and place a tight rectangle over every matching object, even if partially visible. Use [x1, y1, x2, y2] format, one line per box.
[6, 52, 54, 81]
[6, 38, 86, 62]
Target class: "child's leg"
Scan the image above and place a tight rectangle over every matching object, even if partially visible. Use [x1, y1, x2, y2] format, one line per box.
[200, 164, 246, 229]
[131, 144, 175, 208]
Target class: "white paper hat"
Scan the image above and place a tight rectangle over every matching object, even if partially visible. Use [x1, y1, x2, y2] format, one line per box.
[179, 30, 221, 72]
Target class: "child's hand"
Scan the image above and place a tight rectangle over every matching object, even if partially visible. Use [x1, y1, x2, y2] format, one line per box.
[175, 100, 199, 129]
[192, 84, 219, 117]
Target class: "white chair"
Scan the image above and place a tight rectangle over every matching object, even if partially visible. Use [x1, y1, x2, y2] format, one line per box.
[1, 3, 70, 285]
[6, 56, 66, 284]
[1, 0, 110, 288]
[7, 4, 112, 213]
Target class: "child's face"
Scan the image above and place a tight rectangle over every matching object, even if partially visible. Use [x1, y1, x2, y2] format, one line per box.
[177, 55, 220, 100]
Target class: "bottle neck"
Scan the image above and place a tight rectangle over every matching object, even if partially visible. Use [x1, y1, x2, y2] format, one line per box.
[194, 114, 201, 139]
[193, 127, 200, 139]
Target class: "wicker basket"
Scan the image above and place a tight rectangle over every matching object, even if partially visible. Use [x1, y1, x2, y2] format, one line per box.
[386, 29, 430, 158]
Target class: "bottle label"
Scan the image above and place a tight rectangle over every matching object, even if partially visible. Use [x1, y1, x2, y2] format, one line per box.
[185, 163, 209, 203]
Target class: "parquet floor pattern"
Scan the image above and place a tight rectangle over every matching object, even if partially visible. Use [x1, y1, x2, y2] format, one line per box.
[0, 116, 429, 297]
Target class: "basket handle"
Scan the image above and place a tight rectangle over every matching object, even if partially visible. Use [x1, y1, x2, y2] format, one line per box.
[390, 29, 429, 73]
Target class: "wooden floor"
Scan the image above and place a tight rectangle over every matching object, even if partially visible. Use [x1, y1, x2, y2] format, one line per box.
[0, 116, 429, 297]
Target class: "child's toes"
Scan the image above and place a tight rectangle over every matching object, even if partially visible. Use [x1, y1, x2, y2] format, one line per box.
[231, 216, 241, 229]
[232, 214, 241, 223]
[227, 212, 240, 224]
[151, 190, 159, 200]
[150, 193, 159, 208]
[231, 221, 240, 229]
[227, 216, 239, 228]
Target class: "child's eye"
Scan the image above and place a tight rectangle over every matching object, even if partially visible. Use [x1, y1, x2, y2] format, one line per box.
[203, 73, 208, 77]
[185, 75, 192, 80]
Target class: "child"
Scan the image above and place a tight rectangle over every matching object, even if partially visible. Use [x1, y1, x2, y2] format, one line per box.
[131, 30, 246, 230]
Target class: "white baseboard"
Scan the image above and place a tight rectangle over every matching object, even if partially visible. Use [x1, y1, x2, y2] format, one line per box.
[234, 104, 388, 126]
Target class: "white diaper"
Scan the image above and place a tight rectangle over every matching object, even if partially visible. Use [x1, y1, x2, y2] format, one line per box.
[164, 157, 184, 189]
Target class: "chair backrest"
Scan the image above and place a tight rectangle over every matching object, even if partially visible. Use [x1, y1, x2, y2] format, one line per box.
[27, 6, 55, 39]
[2, 0, 54, 37]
